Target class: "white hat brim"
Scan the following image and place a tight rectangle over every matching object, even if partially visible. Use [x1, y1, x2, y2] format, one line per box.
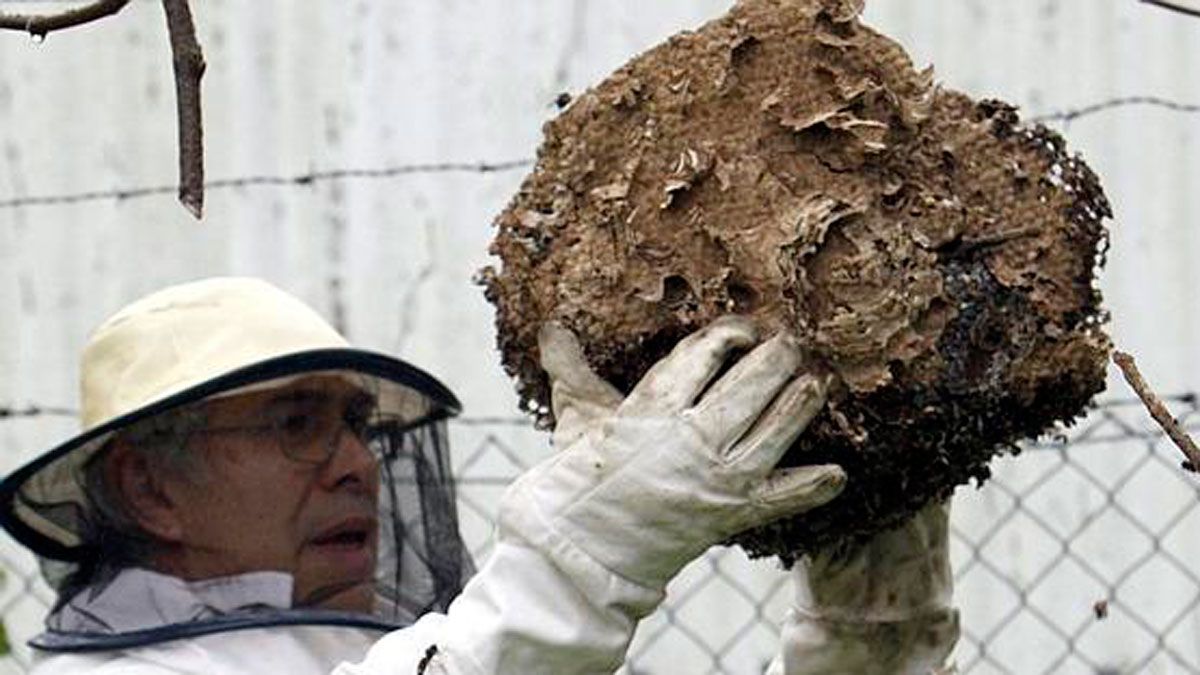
[0, 348, 461, 562]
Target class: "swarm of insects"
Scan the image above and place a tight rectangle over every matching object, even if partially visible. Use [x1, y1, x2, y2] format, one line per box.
[481, 0, 1112, 562]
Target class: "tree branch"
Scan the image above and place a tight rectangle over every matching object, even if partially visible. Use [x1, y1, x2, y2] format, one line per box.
[160, 0, 206, 219]
[0, 0, 130, 37]
[1113, 351, 1200, 473]
[1142, 0, 1200, 18]
[2, 0, 205, 220]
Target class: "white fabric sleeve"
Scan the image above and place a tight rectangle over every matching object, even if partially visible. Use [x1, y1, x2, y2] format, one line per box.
[335, 539, 663, 675]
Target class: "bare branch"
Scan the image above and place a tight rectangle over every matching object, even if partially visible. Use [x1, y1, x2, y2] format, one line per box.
[1141, 0, 1200, 18]
[0, 0, 130, 37]
[1113, 351, 1200, 473]
[160, 0, 205, 219]
[1, 0, 205, 219]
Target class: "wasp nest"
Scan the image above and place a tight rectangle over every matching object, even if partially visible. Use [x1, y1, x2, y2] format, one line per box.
[480, 0, 1112, 562]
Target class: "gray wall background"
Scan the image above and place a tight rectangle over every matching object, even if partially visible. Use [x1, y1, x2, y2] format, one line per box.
[1, 0, 1199, 672]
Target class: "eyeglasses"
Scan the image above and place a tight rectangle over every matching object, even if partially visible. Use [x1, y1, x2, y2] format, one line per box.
[193, 391, 388, 465]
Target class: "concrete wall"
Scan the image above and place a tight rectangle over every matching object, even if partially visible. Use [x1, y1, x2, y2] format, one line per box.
[1, 0, 1199, 672]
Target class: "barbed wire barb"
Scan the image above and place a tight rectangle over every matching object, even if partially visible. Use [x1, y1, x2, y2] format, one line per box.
[0, 405, 76, 419]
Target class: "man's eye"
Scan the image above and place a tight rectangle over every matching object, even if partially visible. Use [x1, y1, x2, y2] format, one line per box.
[345, 410, 376, 439]
[345, 396, 379, 425]
[276, 413, 316, 440]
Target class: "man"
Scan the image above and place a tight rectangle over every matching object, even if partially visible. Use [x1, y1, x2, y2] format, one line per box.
[0, 277, 957, 674]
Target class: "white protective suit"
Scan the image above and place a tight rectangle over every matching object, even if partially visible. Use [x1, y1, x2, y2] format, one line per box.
[30, 319, 958, 675]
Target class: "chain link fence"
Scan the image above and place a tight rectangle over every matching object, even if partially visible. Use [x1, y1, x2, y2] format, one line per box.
[0, 396, 1198, 673]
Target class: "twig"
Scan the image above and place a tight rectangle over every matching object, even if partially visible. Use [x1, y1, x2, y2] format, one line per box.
[0, 0, 129, 36]
[0, 0, 205, 220]
[1113, 351, 1200, 473]
[1141, 0, 1200, 19]
[160, 0, 205, 219]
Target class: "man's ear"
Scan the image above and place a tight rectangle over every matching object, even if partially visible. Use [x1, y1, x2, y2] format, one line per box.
[105, 438, 185, 543]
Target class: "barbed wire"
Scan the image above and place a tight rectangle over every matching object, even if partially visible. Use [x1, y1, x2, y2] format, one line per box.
[1029, 95, 1200, 124]
[3, 395, 1195, 423]
[0, 159, 534, 212]
[0, 403, 541, 424]
[0, 93, 1193, 215]
[0, 96, 1195, 213]
[0, 405, 76, 419]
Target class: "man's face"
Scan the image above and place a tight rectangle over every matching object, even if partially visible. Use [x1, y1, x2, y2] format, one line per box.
[143, 376, 382, 612]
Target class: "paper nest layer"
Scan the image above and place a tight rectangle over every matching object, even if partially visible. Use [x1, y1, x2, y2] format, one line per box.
[480, 0, 1113, 562]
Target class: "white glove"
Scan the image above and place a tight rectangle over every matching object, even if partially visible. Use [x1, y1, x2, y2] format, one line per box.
[498, 316, 848, 590]
[771, 501, 960, 675]
[796, 500, 953, 622]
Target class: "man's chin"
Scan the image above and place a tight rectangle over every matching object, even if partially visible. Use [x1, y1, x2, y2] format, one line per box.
[298, 541, 378, 611]
[297, 579, 376, 613]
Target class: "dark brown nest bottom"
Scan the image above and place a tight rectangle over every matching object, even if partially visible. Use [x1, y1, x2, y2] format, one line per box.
[481, 0, 1112, 564]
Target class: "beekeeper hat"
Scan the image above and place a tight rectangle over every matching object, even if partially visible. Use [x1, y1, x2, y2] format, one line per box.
[0, 277, 461, 567]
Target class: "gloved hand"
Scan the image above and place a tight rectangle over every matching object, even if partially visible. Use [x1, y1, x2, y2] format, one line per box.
[770, 500, 959, 675]
[498, 316, 847, 590]
[795, 500, 953, 622]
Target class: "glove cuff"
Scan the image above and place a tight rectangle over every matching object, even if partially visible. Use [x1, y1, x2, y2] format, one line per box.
[497, 474, 667, 617]
[791, 598, 956, 625]
[777, 607, 961, 675]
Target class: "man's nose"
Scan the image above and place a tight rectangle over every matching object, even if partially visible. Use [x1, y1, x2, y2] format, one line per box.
[319, 425, 378, 494]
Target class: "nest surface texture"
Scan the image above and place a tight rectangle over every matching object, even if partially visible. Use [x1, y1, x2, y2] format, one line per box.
[481, 0, 1113, 562]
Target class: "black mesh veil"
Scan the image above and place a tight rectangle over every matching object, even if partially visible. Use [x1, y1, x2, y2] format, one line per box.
[0, 353, 478, 652]
[372, 417, 475, 624]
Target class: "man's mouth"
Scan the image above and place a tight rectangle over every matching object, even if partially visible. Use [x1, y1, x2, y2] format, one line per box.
[310, 517, 376, 551]
[299, 516, 379, 611]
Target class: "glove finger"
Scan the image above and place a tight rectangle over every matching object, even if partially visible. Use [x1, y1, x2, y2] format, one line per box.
[539, 323, 623, 419]
[550, 388, 616, 449]
[724, 371, 829, 470]
[749, 464, 846, 521]
[622, 315, 758, 415]
[686, 332, 803, 451]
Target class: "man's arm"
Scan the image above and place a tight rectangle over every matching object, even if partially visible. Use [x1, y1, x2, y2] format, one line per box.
[768, 501, 960, 675]
[339, 317, 847, 674]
